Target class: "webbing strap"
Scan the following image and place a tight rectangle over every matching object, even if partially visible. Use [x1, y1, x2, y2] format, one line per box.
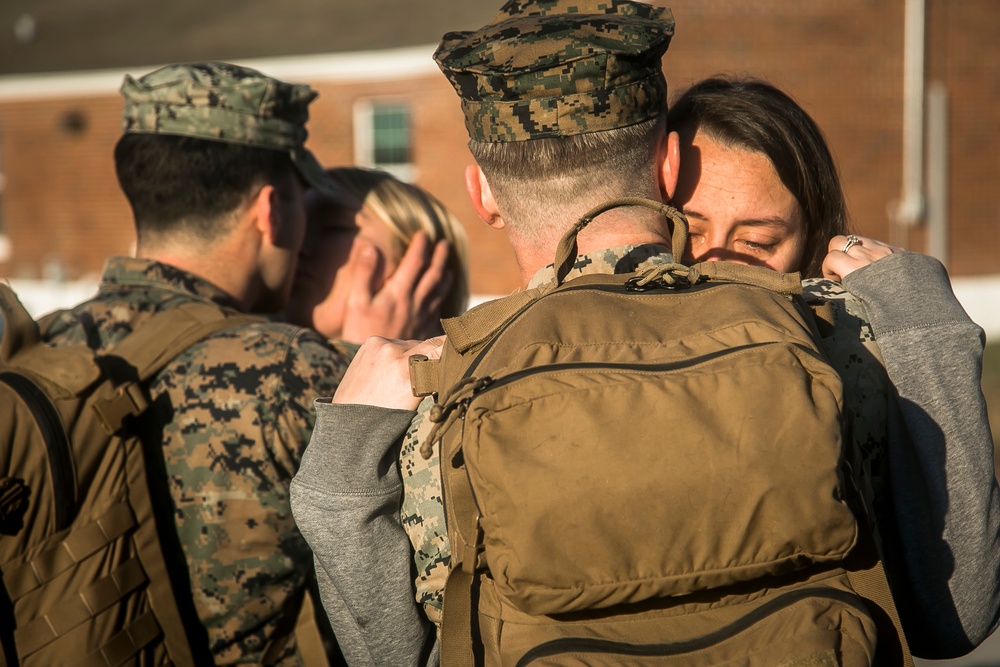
[441, 565, 476, 667]
[113, 303, 261, 383]
[691, 261, 804, 295]
[409, 355, 440, 398]
[16, 557, 148, 657]
[122, 433, 199, 666]
[441, 447, 483, 666]
[72, 611, 162, 667]
[846, 561, 914, 667]
[4, 502, 136, 600]
[442, 290, 537, 355]
[91, 303, 261, 435]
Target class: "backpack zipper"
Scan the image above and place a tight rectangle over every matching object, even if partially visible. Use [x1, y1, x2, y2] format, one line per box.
[1, 371, 76, 531]
[514, 587, 871, 666]
[460, 279, 713, 390]
[444, 341, 777, 421]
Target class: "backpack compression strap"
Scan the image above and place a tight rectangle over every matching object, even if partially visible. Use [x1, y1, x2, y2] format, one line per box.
[844, 527, 915, 667]
[91, 302, 266, 667]
[90, 302, 262, 435]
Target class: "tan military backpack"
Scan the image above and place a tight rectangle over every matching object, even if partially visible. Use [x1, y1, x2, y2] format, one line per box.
[0, 286, 262, 667]
[411, 199, 913, 667]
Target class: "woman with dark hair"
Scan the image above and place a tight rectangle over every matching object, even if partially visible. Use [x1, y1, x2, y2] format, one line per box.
[669, 76, 846, 277]
[669, 76, 1000, 658]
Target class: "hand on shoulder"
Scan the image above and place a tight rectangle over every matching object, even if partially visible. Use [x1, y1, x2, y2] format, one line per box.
[332, 335, 445, 410]
[822, 234, 904, 281]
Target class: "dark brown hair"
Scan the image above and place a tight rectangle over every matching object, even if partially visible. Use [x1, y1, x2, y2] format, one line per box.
[114, 133, 295, 243]
[668, 77, 849, 278]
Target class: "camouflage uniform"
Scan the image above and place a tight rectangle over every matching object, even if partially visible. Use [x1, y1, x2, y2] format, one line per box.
[297, 1, 998, 660]
[434, 0, 673, 142]
[43, 258, 348, 664]
[37, 63, 348, 665]
[802, 279, 892, 557]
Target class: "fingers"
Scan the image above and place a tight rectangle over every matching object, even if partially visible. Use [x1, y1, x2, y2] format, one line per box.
[339, 233, 453, 342]
[411, 240, 453, 337]
[346, 238, 379, 308]
[822, 234, 903, 281]
[332, 335, 440, 409]
[388, 232, 434, 295]
[340, 239, 384, 343]
[378, 233, 453, 338]
[410, 335, 446, 361]
[412, 238, 449, 301]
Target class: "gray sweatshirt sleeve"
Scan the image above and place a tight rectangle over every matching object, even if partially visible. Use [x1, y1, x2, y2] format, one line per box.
[290, 400, 439, 667]
[843, 251, 1000, 658]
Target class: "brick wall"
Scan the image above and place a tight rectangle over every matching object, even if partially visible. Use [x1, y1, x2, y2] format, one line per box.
[1, 0, 997, 295]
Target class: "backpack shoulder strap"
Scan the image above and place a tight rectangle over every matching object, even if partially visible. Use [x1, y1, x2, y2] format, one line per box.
[90, 301, 263, 435]
[441, 461, 480, 667]
[112, 301, 263, 382]
[98, 302, 263, 666]
[844, 527, 915, 667]
[443, 289, 539, 355]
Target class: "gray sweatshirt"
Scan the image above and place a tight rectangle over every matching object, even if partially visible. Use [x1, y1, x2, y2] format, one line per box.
[290, 251, 999, 664]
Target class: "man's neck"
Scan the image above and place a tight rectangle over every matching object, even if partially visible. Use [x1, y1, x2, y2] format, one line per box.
[138, 244, 258, 310]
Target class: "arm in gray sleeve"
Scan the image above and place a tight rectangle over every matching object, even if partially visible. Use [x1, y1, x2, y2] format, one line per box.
[290, 400, 439, 667]
[844, 251, 1000, 658]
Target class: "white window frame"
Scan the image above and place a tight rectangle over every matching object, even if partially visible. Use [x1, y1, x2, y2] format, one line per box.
[353, 99, 417, 182]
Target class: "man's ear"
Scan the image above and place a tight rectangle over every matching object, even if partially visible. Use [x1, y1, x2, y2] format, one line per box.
[658, 131, 681, 201]
[465, 165, 505, 230]
[252, 184, 279, 244]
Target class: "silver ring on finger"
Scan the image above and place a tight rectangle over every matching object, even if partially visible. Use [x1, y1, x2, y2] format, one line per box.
[842, 235, 862, 253]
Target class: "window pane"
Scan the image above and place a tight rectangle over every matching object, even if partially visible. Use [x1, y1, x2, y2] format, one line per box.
[372, 104, 411, 166]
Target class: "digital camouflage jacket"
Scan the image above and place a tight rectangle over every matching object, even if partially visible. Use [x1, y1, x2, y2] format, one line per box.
[43, 257, 349, 665]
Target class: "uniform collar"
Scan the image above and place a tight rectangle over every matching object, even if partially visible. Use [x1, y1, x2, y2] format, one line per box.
[526, 243, 675, 290]
[100, 256, 244, 311]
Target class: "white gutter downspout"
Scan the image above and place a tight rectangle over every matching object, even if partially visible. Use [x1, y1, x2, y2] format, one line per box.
[891, 0, 927, 246]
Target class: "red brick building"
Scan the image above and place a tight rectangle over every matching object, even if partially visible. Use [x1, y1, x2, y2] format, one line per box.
[1, 0, 998, 297]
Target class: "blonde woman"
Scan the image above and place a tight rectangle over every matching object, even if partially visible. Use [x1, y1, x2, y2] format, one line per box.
[287, 167, 469, 342]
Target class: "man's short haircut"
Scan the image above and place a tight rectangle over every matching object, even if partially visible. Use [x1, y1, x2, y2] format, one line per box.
[114, 133, 295, 244]
[469, 115, 665, 238]
[668, 77, 849, 278]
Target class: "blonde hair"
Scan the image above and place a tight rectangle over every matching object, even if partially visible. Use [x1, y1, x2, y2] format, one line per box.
[326, 167, 470, 318]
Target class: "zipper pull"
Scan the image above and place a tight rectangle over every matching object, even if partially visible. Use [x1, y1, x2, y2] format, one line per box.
[422, 375, 494, 459]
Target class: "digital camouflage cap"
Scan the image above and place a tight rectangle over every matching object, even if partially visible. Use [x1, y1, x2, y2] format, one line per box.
[120, 62, 338, 195]
[434, 0, 674, 143]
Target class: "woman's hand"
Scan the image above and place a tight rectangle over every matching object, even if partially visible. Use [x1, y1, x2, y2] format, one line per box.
[340, 233, 453, 343]
[822, 234, 903, 281]
[332, 335, 446, 410]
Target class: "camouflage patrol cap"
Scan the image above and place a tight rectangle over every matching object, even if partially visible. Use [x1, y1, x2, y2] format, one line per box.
[434, 0, 674, 143]
[120, 62, 338, 195]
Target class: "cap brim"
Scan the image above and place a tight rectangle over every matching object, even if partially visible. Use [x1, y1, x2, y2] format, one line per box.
[291, 147, 340, 197]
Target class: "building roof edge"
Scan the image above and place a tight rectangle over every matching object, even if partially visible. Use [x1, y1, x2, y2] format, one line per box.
[0, 44, 441, 101]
